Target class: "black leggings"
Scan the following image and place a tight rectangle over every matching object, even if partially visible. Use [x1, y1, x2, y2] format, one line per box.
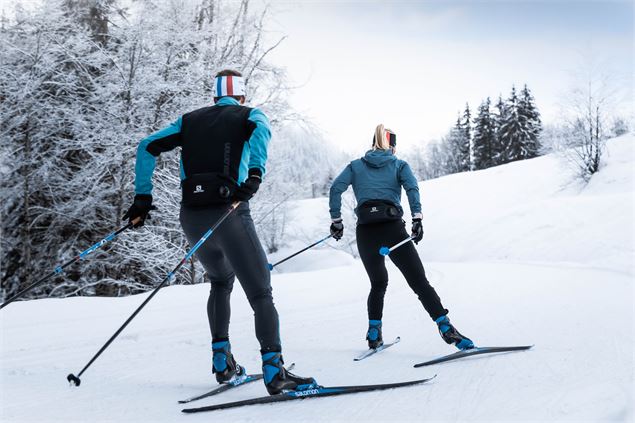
[180, 202, 281, 352]
[356, 220, 448, 321]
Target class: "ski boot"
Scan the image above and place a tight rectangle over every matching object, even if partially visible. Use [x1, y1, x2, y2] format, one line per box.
[435, 315, 474, 350]
[366, 320, 383, 349]
[212, 340, 245, 384]
[261, 352, 318, 395]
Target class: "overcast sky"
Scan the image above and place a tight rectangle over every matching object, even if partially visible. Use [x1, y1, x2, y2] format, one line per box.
[265, 0, 633, 153]
[3, 0, 632, 153]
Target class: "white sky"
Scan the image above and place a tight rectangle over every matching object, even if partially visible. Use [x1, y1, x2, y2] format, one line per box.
[264, 1, 633, 152]
[3, 0, 632, 153]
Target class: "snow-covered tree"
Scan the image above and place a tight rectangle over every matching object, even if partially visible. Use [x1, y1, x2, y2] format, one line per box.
[498, 86, 524, 163]
[461, 103, 472, 171]
[472, 98, 496, 170]
[441, 114, 469, 174]
[0, 0, 305, 300]
[498, 85, 543, 164]
[492, 95, 508, 164]
[518, 84, 542, 158]
[554, 58, 621, 182]
[610, 117, 629, 137]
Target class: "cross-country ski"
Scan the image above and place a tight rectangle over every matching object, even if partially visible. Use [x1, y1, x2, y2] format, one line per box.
[413, 345, 534, 367]
[354, 337, 401, 361]
[178, 374, 262, 404]
[181, 376, 436, 413]
[178, 364, 295, 404]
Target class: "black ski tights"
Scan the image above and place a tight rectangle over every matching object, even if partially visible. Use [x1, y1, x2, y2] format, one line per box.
[356, 220, 448, 321]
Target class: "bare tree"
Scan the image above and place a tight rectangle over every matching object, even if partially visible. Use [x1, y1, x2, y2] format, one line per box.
[554, 54, 622, 182]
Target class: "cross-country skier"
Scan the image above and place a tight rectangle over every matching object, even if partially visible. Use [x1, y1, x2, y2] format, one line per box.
[123, 69, 316, 395]
[328, 124, 474, 351]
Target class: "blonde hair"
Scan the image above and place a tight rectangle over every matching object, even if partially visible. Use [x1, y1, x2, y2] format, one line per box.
[373, 124, 394, 150]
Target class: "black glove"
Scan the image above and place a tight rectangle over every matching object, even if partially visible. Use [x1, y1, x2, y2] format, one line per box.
[234, 169, 262, 202]
[123, 194, 156, 228]
[330, 218, 344, 241]
[411, 218, 423, 244]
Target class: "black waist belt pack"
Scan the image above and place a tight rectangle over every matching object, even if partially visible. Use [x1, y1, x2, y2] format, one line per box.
[356, 200, 403, 225]
[181, 173, 236, 207]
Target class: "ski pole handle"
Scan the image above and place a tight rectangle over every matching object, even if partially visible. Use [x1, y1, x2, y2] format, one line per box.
[268, 234, 333, 270]
[379, 236, 414, 256]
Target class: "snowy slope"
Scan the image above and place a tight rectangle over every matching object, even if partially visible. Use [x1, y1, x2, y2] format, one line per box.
[1, 135, 633, 422]
[277, 134, 634, 275]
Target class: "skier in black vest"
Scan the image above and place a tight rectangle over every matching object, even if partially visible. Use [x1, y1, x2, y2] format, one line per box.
[328, 124, 474, 351]
[123, 69, 316, 395]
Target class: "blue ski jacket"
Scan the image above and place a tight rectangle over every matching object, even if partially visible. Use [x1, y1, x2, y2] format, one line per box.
[134, 97, 271, 195]
[329, 149, 422, 220]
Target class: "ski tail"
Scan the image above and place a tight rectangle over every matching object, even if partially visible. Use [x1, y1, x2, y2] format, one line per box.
[413, 345, 533, 367]
[178, 363, 295, 404]
[178, 374, 263, 404]
[181, 375, 436, 413]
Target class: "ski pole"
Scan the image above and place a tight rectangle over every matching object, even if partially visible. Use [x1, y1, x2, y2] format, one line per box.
[379, 236, 414, 257]
[0, 217, 141, 311]
[66, 202, 240, 387]
[268, 234, 333, 270]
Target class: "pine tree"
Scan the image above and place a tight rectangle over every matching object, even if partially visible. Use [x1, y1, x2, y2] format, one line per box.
[499, 86, 525, 163]
[492, 95, 508, 165]
[518, 84, 542, 158]
[472, 98, 496, 170]
[461, 103, 472, 171]
[444, 115, 465, 174]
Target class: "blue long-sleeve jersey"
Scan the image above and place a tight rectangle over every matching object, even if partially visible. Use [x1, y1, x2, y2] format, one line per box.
[329, 149, 422, 220]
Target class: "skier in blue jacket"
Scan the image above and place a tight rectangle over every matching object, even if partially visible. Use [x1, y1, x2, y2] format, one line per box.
[329, 124, 474, 351]
[123, 69, 316, 395]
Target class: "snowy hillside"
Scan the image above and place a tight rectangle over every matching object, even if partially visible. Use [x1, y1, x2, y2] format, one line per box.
[274, 134, 634, 275]
[1, 135, 633, 422]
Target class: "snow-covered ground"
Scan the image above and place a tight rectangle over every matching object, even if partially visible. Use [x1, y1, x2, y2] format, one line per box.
[1, 135, 633, 422]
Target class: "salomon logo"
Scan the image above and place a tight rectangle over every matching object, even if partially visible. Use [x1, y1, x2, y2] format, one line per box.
[371, 207, 379, 213]
[194, 185, 204, 193]
[292, 389, 320, 397]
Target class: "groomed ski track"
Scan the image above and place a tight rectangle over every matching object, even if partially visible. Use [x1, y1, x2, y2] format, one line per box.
[1, 261, 631, 422]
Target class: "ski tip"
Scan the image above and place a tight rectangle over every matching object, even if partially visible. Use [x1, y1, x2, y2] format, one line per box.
[379, 246, 390, 256]
[420, 374, 437, 383]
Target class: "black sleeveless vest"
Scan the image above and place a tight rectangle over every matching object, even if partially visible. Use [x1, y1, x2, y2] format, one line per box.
[180, 104, 255, 181]
[179, 104, 255, 206]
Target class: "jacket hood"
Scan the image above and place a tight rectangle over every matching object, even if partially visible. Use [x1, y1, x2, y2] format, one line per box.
[361, 149, 396, 168]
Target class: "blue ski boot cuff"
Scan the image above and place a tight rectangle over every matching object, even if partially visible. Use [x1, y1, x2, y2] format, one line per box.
[367, 320, 382, 341]
[261, 352, 282, 384]
[435, 315, 451, 334]
[212, 340, 230, 373]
